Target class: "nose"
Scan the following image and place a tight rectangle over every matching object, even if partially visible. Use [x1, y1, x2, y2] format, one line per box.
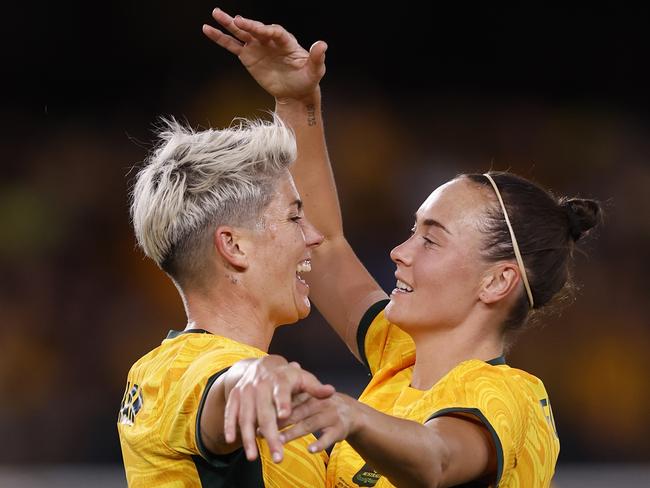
[303, 218, 324, 249]
[390, 238, 412, 266]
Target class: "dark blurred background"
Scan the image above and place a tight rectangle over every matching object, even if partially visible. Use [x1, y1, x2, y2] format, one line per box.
[2, 0, 649, 472]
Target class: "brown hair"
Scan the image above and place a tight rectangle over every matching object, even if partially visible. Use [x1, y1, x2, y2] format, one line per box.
[464, 172, 601, 331]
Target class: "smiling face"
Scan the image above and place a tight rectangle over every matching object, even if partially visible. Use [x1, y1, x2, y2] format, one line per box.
[247, 171, 324, 326]
[385, 178, 492, 334]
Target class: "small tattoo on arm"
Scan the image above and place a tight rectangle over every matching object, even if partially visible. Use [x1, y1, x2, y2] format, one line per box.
[307, 104, 316, 126]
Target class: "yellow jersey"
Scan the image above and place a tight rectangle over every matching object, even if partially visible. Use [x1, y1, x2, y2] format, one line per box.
[117, 329, 327, 487]
[327, 300, 560, 488]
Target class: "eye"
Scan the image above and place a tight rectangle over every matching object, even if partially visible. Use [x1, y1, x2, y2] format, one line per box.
[290, 216, 303, 223]
[422, 236, 438, 247]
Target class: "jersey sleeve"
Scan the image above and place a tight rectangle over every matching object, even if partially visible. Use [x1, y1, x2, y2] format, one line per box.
[159, 347, 263, 466]
[356, 299, 415, 376]
[424, 365, 526, 486]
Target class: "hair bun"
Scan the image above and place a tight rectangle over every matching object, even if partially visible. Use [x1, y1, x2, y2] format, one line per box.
[561, 198, 601, 242]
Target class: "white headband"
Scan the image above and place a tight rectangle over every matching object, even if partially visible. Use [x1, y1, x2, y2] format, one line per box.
[483, 173, 534, 308]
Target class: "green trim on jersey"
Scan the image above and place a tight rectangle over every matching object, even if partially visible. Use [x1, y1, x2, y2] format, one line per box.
[166, 328, 211, 339]
[427, 407, 504, 487]
[193, 367, 264, 486]
[356, 299, 390, 373]
[486, 356, 507, 366]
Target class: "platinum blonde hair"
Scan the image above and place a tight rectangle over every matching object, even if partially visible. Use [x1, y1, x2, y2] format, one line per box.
[130, 115, 296, 283]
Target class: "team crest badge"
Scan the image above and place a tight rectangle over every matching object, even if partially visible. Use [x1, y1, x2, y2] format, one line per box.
[118, 382, 143, 426]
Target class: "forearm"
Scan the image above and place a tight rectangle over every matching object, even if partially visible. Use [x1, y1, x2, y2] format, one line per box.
[276, 91, 387, 355]
[347, 400, 447, 488]
[275, 89, 343, 240]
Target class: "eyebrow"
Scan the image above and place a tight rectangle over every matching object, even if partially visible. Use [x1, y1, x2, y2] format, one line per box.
[414, 215, 451, 235]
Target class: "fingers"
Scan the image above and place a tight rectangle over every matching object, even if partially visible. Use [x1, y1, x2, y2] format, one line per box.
[202, 24, 243, 55]
[280, 408, 332, 445]
[255, 383, 284, 463]
[280, 396, 322, 427]
[268, 364, 302, 420]
[306, 427, 340, 453]
[223, 387, 239, 444]
[272, 381, 294, 420]
[224, 358, 334, 463]
[309, 41, 328, 63]
[211, 8, 253, 43]
[277, 391, 311, 429]
[298, 370, 335, 399]
[237, 386, 259, 461]
[279, 420, 317, 445]
[280, 411, 345, 453]
[233, 15, 292, 46]
[308, 41, 328, 79]
[269, 364, 333, 418]
[291, 391, 311, 409]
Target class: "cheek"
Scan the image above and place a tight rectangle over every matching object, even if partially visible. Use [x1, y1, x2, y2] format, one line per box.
[414, 250, 476, 295]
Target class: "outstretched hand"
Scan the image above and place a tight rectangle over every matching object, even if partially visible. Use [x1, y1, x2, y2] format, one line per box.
[278, 392, 358, 454]
[223, 356, 335, 463]
[203, 8, 327, 101]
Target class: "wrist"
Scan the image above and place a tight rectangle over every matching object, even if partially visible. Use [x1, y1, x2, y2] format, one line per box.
[341, 393, 365, 440]
[275, 90, 321, 128]
[275, 86, 321, 107]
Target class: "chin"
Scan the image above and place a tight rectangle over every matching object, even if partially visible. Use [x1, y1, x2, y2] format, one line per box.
[290, 289, 311, 319]
[277, 303, 310, 327]
[297, 299, 311, 320]
[384, 299, 398, 322]
[385, 299, 410, 328]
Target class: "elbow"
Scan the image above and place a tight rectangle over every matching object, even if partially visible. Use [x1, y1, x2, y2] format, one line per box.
[401, 473, 443, 488]
[421, 467, 444, 488]
[420, 441, 450, 488]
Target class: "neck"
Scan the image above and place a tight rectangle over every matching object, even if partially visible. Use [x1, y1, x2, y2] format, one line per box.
[180, 282, 275, 352]
[408, 315, 504, 390]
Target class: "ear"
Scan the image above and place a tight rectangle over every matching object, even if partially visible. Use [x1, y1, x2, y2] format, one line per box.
[214, 226, 249, 271]
[479, 262, 521, 305]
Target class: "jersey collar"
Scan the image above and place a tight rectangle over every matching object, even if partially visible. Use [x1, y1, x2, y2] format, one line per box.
[486, 355, 507, 366]
[166, 329, 211, 339]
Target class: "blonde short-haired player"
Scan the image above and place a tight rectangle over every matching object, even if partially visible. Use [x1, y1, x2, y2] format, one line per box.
[117, 117, 336, 487]
[204, 10, 602, 487]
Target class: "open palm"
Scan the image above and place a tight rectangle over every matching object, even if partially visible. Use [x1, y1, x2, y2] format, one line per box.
[203, 9, 326, 100]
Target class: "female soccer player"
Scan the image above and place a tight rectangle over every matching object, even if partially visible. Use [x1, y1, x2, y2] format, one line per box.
[118, 118, 335, 486]
[204, 10, 601, 487]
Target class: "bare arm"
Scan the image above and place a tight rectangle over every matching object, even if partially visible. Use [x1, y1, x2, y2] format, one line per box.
[280, 393, 497, 488]
[274, 94, 389, 359]
[203, 10, 387, 360]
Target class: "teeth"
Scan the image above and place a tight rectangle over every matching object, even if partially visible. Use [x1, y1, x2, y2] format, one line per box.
[296, 260, 311, 274]
[396, 279, 413, 292]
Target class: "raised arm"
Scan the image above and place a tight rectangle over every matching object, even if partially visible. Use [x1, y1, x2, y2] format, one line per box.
[279, 393, 497, 488]
[203, 10, 387, 360]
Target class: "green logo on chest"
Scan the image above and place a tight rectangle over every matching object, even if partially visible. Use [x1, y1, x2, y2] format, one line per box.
[352, 463, 381, 487]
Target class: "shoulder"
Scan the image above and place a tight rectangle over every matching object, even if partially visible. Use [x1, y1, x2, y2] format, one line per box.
[425, 362, 554, 486]
[129, 333, 266, 388]
[445, 359, 545, 391]
[184, 334, 266, 376]
[430, 360, 549, 418]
